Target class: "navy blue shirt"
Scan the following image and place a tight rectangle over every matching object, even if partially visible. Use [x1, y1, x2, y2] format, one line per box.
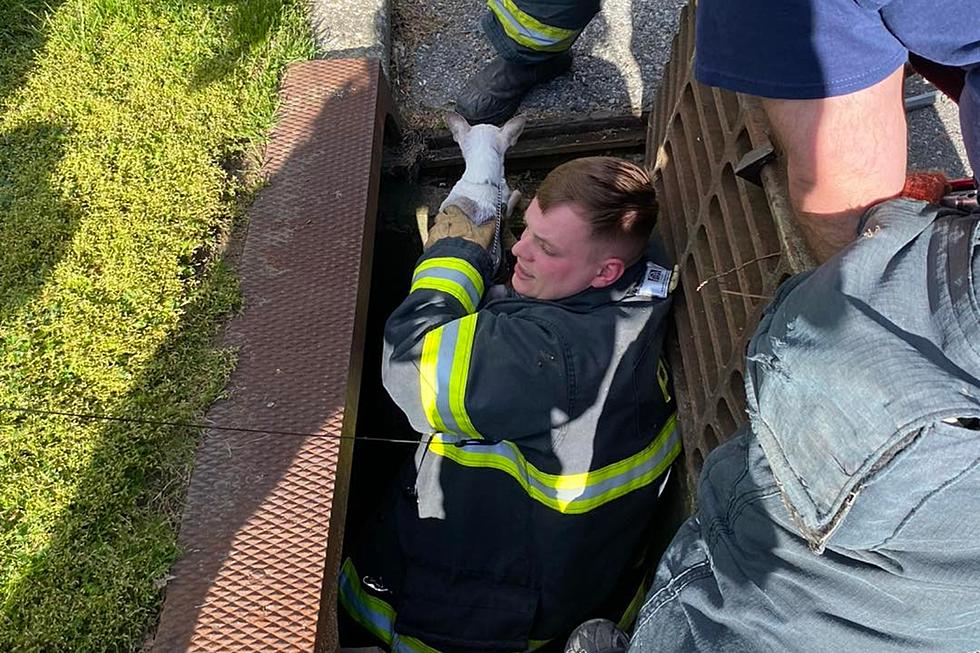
[694, 0, 980, 99]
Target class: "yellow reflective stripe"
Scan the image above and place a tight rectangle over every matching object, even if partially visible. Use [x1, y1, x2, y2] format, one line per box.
[419, 316, 483, 438]
[657, 358, 671, 403]
[579, 438, 681, 512]
[415, 257, 485, 297]
[429, 414, 681, 514]
[575, 413, 677, 484]
[616, 579, 648, 630]
[411, 277, 477, 313]
[429, 437, 532, 496]
[411, 256, 485, 313]
[420, 328, 449, 432]
[493, 0, 578, 40]
[488, 0, 579, 52]
[339, 559, 443, 653]
[450, 314, 481, 439]
[547, 413, 679, 488]
[394, 634, 443, 653]
[338, 558, 396, 646]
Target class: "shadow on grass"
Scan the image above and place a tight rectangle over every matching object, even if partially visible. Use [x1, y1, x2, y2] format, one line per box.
[0, 121, 77, 325]
[190, 0, 286, 88]
[0, 259, 241, 650]
[0, 1, 67, 108]
[1, 2, 77, 325]
[0, 3, 346, 651]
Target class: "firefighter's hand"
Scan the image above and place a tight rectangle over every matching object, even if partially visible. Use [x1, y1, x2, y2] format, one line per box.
[425, 205, 496, 250]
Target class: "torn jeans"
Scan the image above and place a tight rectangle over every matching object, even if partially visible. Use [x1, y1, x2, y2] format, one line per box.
[630, 199, 980, 652]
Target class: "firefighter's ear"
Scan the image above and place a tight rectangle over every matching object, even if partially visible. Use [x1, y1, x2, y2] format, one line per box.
[591, 257, 626, 289]
[445, 111, 471, 144]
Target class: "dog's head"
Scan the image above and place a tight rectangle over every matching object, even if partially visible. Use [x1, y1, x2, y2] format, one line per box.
[445, 111, 526, 180]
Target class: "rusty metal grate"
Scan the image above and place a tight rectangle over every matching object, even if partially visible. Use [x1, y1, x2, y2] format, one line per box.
[153, 59, 395, 652]
[645, 1, 813, 482]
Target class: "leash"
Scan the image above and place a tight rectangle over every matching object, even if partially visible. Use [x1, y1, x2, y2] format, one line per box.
[1, 404, 507, 449]
[0, 404, 429, 446]
[489, 181, 505, 274]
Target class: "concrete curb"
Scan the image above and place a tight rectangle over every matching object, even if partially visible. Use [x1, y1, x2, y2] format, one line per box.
[308, 0, 391, 78]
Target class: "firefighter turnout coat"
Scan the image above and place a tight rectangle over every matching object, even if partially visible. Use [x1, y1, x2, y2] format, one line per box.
[482, 0, 601, 63]
[340, 236, 681, 653]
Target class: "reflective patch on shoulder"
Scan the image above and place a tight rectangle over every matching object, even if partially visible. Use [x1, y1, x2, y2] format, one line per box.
[636, 261, 673, 298]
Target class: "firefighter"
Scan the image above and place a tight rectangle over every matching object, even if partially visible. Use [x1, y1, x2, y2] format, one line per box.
[455, 0, 601, 125]
[339, 157, 681, 652]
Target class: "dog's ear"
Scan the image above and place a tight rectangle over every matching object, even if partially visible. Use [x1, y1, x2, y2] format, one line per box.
[498, 115, 527, 150]
[445, 111, 471, 143]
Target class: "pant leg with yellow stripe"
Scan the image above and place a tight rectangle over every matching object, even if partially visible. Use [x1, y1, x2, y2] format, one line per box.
[481, 0, 601, 63]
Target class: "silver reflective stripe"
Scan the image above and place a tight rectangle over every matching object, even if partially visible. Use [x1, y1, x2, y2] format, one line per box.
[489, 0, 566, 48]
[339, 559, 442, 653]
[412, 265, 481, 312]
[338, 559, 395, 645]
[429, 414, 681, 514]
[434, 319, 464, 435]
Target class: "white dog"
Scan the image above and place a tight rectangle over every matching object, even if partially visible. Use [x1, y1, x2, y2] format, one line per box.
[441, 112, 525, 227]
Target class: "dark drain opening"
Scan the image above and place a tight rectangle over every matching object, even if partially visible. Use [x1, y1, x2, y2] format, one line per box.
[344, 174, 425, 539]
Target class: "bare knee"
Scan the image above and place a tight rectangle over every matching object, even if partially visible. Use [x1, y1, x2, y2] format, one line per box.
[761, 66, 908, 259]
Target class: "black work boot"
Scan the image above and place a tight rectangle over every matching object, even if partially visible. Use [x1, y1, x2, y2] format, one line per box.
[455, 51, 572, 125]
[564, 619, 630, 653]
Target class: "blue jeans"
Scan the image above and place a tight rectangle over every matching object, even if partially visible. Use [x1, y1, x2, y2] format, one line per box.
[630, 200, 980, 652]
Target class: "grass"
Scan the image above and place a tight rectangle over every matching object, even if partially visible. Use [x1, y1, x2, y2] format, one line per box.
[0, 0, 314, 649]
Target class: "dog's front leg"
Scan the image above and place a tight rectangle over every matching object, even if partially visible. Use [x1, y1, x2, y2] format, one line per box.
[505, 189, 521, 217]
[501, 189, 522, 251]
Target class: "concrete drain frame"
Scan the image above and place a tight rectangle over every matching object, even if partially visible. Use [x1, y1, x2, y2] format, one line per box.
[645, 1, 813, 486]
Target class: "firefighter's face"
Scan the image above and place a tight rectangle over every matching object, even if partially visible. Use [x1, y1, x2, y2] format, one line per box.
[510, 199, 626, 300]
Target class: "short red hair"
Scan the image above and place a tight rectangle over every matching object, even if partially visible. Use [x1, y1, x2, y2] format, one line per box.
[536, 157, 658, 262]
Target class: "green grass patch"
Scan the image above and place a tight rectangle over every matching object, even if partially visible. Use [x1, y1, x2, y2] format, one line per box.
[0, 0, 314, 649]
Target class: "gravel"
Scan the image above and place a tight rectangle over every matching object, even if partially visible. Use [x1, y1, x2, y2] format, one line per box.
[390, 0, 688, 130]
[312, 0, 971, 179]
[905, 75, 972, 178]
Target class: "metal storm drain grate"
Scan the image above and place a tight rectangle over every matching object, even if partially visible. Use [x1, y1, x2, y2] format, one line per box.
[645, 1, 814, 483]
[152, 59, 395, 652]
